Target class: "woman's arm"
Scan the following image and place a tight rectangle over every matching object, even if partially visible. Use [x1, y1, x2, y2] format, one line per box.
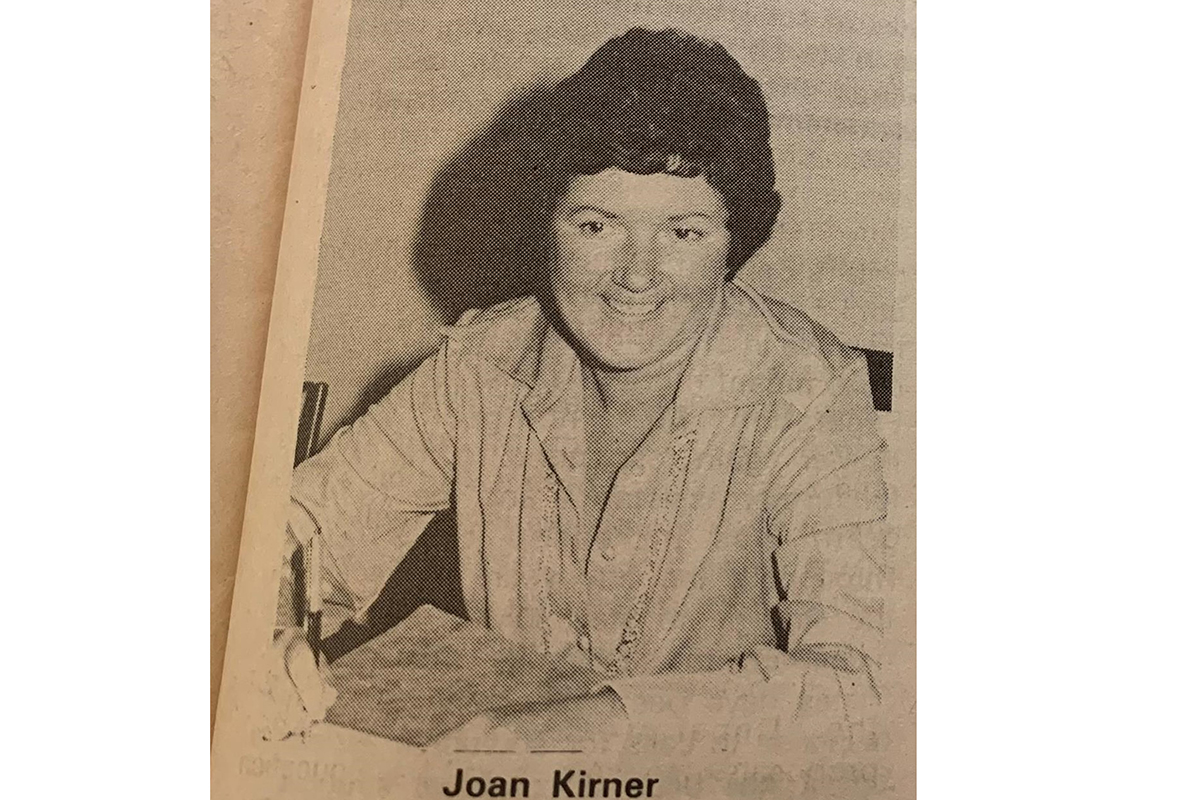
[597, 457, 888, 745]
[264, 343, 462, 740]
[282, 341, 460, 628]
[505, 361, 890, 747]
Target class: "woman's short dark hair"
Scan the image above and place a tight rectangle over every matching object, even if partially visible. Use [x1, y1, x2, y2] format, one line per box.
[535, 28, 782, 277]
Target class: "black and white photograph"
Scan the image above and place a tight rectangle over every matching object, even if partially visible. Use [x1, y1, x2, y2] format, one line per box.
[12, 2, 1200, 799]
[214, 0, 915, 796]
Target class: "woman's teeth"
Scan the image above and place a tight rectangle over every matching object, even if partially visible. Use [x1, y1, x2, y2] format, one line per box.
[603, 296, 660, 317]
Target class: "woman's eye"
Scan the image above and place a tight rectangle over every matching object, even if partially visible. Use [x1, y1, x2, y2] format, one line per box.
[578, 220, 605, 235]
[673, 227, 705, 241]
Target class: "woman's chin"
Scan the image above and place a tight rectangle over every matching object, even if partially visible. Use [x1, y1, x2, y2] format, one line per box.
[579, 338, 674, 372]
[554, 300, 703, 372]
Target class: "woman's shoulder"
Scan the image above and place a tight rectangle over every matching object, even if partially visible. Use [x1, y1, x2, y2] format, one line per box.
[723, 284, 881, 451]
[439, 295, 548, 373]
[448, 295, 541, 331]
[725, 281, 861, 384]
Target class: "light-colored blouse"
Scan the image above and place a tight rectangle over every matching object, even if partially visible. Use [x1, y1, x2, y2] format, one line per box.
[288, 280, 890, 738]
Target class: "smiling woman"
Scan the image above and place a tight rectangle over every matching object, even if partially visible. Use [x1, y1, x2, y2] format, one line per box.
[549, 169, 730, 371]
[270, 27, 891, 751]
[532, 27, 781, 282]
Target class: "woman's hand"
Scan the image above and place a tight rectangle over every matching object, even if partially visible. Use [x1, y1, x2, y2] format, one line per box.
[258, 627, 339, 741]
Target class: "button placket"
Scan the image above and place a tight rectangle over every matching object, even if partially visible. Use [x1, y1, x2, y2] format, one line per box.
[535, 451, 598, 661]
[588, 449, 657, 574]
[614, 428, 697, 674]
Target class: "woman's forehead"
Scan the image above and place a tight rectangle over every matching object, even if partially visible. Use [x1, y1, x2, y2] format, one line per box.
[557, 168, 727, 221]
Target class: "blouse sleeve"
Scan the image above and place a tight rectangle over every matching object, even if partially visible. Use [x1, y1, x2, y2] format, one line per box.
[601, 358, 890, 743]
[284, 341, 459, 618]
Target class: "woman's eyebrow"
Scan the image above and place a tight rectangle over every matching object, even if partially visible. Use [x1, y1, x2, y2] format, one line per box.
[666, 211, 721, 224]
[562, 204, 621, 219]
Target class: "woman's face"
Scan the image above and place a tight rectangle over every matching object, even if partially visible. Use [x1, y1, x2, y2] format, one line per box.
[549, 168, 731, 371]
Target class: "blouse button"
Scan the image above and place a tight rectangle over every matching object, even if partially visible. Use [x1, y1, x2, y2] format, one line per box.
[600, 546, 616, 562]
[576, 633, 591, 652]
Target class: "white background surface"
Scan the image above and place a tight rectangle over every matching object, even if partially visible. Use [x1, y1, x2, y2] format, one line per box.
[2, 2, 1199, 799]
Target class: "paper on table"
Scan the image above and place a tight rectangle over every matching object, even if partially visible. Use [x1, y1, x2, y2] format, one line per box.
[324, 605, 603, 746]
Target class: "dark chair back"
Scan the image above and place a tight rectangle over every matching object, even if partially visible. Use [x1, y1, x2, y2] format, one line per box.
[850, 347, 894, 412]
[295, 381, 329, 467]
[282, 382, 329, 634]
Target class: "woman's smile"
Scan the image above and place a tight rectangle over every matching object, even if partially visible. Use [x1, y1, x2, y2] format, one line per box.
[549, 169, 730, 371]
[600, 292, 666, 319]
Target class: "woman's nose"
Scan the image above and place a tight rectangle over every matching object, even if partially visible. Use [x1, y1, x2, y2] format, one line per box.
[614, 236, 659, 292]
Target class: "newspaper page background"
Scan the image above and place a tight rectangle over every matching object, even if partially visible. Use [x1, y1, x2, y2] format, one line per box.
[213, 0, 915, 796]
[211, 0, 314, 730]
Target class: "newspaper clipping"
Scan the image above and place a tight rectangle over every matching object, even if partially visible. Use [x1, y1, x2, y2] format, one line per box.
[212, 1, 915, 797]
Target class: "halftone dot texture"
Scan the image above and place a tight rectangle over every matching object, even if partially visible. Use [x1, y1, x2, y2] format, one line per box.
[304, 0, 905, 434]
[288, 0, 902, 753]
[292, 284, 891, 749]
[325, 606, 602, 746]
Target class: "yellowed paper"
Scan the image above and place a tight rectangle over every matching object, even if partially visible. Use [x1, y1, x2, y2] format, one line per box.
[213, 1, 915, 796]
[210, 0, 315, 730]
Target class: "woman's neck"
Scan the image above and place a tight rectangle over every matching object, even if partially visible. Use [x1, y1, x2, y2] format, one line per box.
[583, 335, 696, 412]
